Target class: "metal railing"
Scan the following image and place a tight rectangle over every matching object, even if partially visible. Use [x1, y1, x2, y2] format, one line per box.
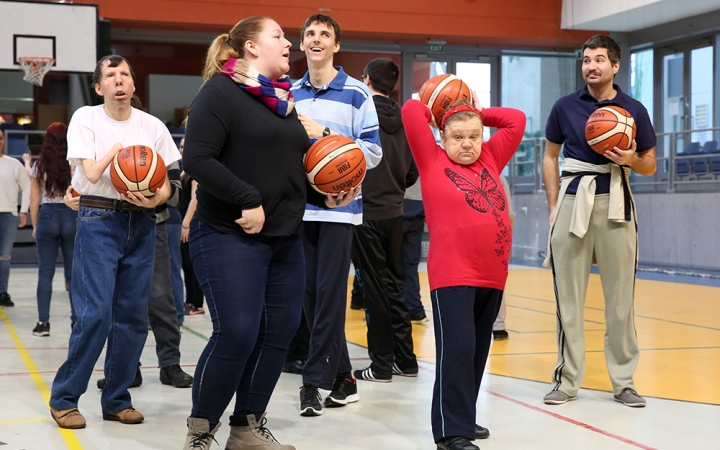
[505, 127, 720, 194]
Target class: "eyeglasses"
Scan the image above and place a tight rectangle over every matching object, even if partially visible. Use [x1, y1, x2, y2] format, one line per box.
[360, 74, 367, 81]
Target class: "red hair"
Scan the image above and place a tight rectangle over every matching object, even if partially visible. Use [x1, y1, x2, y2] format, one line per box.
[34, 122, 71, 198]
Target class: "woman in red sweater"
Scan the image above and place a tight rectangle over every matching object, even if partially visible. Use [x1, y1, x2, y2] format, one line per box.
[401, 96, 525, 450]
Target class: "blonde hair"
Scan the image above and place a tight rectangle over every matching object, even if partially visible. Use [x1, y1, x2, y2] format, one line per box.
[202, 16, 270, 81]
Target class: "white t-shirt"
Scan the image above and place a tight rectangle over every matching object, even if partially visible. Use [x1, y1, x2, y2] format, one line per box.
[30, 164, 65, 204]
[67, 105, 181, 200]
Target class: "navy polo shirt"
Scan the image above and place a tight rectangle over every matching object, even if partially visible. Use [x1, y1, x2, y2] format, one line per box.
[545, 84, 656, 194]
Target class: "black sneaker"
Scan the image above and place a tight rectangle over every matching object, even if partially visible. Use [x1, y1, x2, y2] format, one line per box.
[409, 313, 429, 324]
[324, 377, 359, 407]
[299, 385, 323, 416]
[282, 359, 305, 374]
[32, 322, 50, 337]
[0, 292, 14, 307]
[437, 437, 479, 450]
[475, 424, 490, 439]
[353, 365, 392, 383]
[97, 363, 142, 390]
[492, 330, 509, 341]
[392, 362, 418, 377]
[160, 364, 193, 388]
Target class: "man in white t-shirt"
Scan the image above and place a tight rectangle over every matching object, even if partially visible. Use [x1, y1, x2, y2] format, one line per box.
[49, 55, 181, 430]
[0, 132, 30, 307]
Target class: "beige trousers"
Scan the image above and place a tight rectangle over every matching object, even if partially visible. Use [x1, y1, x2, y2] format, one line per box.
[549, 194, 639, 396]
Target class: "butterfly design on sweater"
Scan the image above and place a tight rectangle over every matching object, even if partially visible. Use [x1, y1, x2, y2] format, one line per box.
[444, 168, 506, 214]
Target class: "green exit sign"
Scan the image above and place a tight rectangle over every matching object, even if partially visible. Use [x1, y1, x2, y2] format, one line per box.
[428, 44, 444, 53]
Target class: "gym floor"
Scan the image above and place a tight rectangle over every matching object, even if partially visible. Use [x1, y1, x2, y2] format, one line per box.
[1, 265, 719, 449]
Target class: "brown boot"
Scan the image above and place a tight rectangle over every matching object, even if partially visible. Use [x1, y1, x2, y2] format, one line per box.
[226, 412, 295, 450]
[184, 417, 220, 450]
[50, 407, 86, 429]
[102, 407, 144, 424]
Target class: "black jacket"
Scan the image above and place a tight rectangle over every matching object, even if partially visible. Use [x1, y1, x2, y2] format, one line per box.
[362, 95, 418, 221]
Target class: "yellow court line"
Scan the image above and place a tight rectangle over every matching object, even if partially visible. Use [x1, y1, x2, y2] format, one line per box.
[0, 308, 83, 449]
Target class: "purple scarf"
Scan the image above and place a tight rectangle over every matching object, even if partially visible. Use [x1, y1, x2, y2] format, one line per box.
[221, 58, 295, 117]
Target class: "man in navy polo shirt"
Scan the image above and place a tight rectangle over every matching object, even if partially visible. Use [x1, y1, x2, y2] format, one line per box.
[541, 35, 656, 408]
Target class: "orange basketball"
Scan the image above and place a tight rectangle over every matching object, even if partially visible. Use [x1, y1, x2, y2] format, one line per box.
[110, 145, 167, 196]
[419, 74, 472, 126]
[585, 106, 637, 155]
[305, 135, 366, 195]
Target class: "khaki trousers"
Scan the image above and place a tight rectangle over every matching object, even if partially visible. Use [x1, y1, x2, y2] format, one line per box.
[549, 194, 639, 396]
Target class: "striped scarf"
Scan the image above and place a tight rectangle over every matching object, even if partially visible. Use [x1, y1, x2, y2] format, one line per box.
[221, 58, 295, 117]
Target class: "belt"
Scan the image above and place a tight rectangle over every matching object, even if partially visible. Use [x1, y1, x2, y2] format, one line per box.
[79, 196, 151, 213]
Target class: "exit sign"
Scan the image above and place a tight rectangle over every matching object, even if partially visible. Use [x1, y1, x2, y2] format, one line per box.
[428, 44, 444, 53]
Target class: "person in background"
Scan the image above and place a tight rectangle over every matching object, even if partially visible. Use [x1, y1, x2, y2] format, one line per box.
[179, 163, 204, 315]
[353, 57, 419, 382]
[402, 178, 427, 323]
[492, 174, 514, 341]
[0, 131, 30, 308]
[29, 122, 77, 336]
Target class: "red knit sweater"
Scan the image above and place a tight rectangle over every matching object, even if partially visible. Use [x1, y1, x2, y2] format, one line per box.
[401, 100, 526, 291]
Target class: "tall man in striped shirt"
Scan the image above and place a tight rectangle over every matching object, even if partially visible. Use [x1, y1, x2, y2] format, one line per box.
[291, 13, 383, 418]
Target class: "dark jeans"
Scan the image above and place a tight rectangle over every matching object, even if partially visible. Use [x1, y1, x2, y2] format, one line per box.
[166, 222, 185, 324]
[353, 216, 416, 374]
[149, 222, 182, 368]
[403, 200, 426, 317]
[50, 205, 156, 415]
[301, 221, 353, 390]
[430, 286, 502, 443]
[189, 221, 304, 427]
[35, 204, 77, 323]
[180, 232, 203, 309]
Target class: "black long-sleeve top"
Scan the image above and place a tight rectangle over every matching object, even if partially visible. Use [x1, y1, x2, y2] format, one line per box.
[183, 75, 312, 236]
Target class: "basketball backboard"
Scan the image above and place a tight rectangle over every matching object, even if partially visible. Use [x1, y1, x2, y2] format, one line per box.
[0, 1, 98, 74]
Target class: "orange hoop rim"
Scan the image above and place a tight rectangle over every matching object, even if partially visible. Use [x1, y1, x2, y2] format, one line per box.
[18, 56, 55, 65]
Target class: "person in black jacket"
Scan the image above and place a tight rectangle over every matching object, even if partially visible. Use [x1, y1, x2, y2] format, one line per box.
[353, 58, 420, 382]
[180, 16, 356, 450]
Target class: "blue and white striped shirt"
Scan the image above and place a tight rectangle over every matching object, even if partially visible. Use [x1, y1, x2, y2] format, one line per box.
[292, 67, 382, 224]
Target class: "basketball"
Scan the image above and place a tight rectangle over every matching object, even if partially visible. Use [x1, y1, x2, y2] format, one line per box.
[585, 106, 637, 155]
[418, 74, 472, 126]
[69, 187, 80, 198]
[305, 135, 366, 195]
[110, 145, 167, 196]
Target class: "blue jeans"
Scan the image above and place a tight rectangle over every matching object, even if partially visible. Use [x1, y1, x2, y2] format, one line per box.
[50, 205, 156, 414]
[35, 204, 77, 323]
[0, 212, 20, 293]
[166, 222, 184, 324]
[189, 221, 305, 427]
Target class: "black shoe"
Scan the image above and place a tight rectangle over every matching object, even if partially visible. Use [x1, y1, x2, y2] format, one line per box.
[492, 330, 509, 341]
[324, 377, 359, 407]
[97, 363, 142, 390]
[354, 365, 392, 383]
[32, 322, 50, 337]
[349, 301, 364, 310]
[159, 364, 193, 388]
[475, 424, 490, 439]
[437, 437, 479, 450]
[0, 292, 14, 307]
[299, 385, 323, 416]
[282, 359, 305, 374]
[392, 362, 419, 377]
[409, 313, 429, 324]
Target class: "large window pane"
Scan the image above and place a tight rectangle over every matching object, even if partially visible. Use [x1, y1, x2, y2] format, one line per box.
[630, 49, 654, 125]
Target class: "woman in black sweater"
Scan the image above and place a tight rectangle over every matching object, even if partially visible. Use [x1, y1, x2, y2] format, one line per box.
[181, 16, 355, 450]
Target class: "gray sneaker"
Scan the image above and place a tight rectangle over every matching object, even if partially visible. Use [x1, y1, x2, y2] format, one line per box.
[543, 390, 577, 405]
[614, 388, 646, 407]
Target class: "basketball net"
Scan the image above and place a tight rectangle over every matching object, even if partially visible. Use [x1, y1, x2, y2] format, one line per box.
[18, 56, 55, 87]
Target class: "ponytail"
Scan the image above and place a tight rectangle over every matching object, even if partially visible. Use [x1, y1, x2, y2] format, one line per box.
[201, 17, 270, 81]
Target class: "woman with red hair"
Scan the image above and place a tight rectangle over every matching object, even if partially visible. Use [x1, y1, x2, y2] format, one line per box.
[29, 122, 77, 336]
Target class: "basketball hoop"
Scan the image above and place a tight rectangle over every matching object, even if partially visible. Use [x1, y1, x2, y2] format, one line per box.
[18, 56, 55, 87]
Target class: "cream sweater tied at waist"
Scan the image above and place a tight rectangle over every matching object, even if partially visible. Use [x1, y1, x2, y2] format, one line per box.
[542, 158, 635, 268]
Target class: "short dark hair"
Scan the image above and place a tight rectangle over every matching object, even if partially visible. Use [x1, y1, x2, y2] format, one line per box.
[582, 35, 621, 66]
[92, 55, 136, 86]
[300, 14, 341, 44]
[363, 58, 399, 96]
